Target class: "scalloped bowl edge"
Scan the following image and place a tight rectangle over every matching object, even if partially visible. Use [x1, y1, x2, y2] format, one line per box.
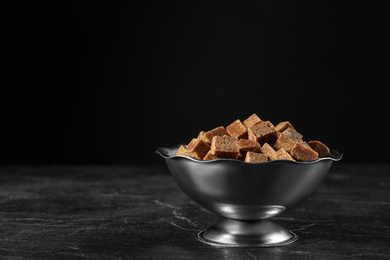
[155, 144, 343, 165]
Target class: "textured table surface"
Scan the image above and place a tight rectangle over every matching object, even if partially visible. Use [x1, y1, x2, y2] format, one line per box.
[0, 164, 389, 259]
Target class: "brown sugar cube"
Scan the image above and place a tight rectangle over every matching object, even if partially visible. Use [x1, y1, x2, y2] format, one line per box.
[299, 140, 312, 149]
[197, 131, 206, 140]
[243, 113, 262, 128]
[210, 136, 239, 159]
[260, 143, 277, 160]
[248, 122, 278, 145]
[308, 140, 334, 158]
[203, 150, 218, 161]
[245, 151, 268, 163]
[238, 139, 260, 155]
[290, 142, 319, 161]
[186, 138, 211, 160]
[264, 120, 276, 130]
[176, 145, 189, 156]
[227, 119, 248, 139]
[275, 121, 294, 132]
[202, 126, 229, 144]
[274, 126, 307, 152]
[176, 145, 202, 160]
[273, 133, 297, 152]
[282, 127, 303, 141]
[274, 148, 295, 161]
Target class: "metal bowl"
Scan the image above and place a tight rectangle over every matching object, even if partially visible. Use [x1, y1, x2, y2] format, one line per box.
[156, 144, 342, 247]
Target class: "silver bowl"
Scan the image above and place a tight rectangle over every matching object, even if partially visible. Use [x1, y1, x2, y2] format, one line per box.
[156, 144, 342, 247]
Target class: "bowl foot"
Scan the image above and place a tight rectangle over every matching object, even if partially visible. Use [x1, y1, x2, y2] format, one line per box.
[197, 219, 298, 247]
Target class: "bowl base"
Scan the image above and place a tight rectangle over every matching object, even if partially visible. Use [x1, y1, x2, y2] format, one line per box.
[197, 219, 298, 247]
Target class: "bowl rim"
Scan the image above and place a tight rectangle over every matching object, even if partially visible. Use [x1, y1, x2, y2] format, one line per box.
[156, 144, 343, 165]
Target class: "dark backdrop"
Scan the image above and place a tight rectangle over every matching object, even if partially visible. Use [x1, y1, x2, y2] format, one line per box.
[2, 1, 389, 165]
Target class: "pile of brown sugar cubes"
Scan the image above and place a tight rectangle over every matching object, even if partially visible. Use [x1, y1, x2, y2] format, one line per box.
[176, 113, 333, 163]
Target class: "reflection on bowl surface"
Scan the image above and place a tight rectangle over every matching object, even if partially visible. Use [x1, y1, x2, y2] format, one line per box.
[215, 204, 285, 219]
[156, 144, 342, 220]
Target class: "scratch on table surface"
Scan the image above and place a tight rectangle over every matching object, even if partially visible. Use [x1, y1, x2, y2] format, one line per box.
[154, 199, 181, 209]
[173, 210, 198, 227]
[244, 249, 258, 260]
[100, 193, 154, 199]
[273, 216, 302, 221]
[327, 198, 390, 206]
[146, 217, 165, 224]
[170, 221, 197, 231]
[7, 218, 54, 222]
[290, 223, 317, 232]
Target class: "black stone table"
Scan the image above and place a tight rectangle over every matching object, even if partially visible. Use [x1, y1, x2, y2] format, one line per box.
[0, 164, 389, 259]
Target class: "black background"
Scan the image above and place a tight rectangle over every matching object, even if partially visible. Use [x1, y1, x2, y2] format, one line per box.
[2, 1, 389, 165]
